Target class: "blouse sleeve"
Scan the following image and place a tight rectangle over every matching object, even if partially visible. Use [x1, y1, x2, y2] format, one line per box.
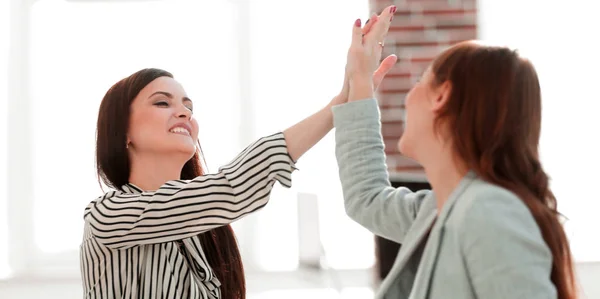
[84, 132, 297, 249]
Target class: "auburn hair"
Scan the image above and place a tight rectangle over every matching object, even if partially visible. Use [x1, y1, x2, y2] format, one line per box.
[430, 41, 576, 299]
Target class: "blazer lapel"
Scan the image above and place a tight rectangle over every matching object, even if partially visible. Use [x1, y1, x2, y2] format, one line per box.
[392, 210, 437, 269]
[377, 195, 437, 296]
[407, 217, 444, 299]
[409, 171, 477, 299]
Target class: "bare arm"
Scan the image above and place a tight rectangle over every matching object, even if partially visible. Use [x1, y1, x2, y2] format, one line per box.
[282, 99, 339, 162]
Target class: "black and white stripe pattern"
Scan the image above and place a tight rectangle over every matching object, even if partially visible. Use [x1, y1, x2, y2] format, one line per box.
[80, 132, 296, 298]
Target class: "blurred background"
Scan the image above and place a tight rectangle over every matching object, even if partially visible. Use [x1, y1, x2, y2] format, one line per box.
[0, 0, 598, 298]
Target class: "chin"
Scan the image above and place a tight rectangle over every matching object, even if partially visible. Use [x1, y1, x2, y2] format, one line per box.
[182, 146, 197, 157]
[173, 143, 196, 158]
[397, 136, 414, 160]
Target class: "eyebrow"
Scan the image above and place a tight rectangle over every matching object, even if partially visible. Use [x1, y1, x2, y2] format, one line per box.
[149, 91, 192, 104]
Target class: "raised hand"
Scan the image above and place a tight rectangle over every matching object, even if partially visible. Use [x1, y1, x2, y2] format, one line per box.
[346, 5, 396, 102]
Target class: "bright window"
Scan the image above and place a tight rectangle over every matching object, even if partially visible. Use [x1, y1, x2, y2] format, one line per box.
[247, 0, 375, 271]
[29, 0, 241, 253]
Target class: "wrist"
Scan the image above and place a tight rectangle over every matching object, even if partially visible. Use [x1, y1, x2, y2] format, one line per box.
[327, 94, 347, 109]
[349, 78, 374, 102]
[349, 92, 374, 102]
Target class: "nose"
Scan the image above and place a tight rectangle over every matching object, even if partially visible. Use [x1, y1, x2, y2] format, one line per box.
[175, 105, 192, 120]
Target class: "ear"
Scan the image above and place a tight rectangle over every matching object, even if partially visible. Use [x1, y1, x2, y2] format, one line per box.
[431, 80, 451, 112]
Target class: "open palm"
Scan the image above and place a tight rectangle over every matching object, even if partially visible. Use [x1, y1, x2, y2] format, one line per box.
[339, 11, 397, 100]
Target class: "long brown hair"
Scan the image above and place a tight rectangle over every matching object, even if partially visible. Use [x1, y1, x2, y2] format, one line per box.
[430, 42, 576, 299]
[95, 68, 245, 299]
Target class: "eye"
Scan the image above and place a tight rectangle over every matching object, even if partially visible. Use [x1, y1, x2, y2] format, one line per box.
[185, 105, 194, 112]
[154, 101, 169, 107]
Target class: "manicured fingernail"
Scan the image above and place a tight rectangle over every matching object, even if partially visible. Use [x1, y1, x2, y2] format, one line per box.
[355, 19, 361, 27]
[389, 6, 396, 13]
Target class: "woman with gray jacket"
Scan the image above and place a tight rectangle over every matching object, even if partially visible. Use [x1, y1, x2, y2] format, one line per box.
[335, 8, 576, 299]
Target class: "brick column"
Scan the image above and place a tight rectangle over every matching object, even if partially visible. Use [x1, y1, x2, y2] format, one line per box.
[370, 0, 478, 177]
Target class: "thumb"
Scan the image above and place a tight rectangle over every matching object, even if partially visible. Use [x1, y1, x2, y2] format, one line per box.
[373, 54, 398, 90]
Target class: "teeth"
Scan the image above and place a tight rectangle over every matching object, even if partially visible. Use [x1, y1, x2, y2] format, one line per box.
[170, 127, 190, 135]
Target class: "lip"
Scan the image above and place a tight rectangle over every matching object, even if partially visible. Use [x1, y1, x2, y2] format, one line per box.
[169, 122, 193, 136]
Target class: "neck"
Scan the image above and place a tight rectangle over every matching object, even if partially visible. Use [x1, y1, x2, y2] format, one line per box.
[421, 144, 468, 213]
[128, 152, 185, 191]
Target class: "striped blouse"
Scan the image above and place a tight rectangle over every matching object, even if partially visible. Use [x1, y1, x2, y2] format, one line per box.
[80, 132, 296, 299]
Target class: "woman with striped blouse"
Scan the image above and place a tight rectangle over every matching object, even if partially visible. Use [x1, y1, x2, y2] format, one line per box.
[80, 7, 397, 299]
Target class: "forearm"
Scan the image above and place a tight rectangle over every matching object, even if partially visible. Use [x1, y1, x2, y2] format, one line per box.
[282, 97, 339, 162]
[332, 99, 424, 242]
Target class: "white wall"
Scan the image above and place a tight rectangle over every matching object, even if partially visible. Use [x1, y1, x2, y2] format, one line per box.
[478, 0, 600, 298]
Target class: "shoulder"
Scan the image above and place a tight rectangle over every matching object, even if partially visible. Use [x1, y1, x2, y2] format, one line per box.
[83, 189, 125, 219]
[447, 178, 555, 297]
[459, 179, 525, 212]
[452, 179, 540, 239]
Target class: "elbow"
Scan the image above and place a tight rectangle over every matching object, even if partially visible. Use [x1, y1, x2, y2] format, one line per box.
[342, 192, 360, 220]
[342, 189, 374, 223]
[344, 201, 367, 229]
[343, 200, 357, 219]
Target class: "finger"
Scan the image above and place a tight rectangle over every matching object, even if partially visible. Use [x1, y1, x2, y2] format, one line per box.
[373, 55, 398, 90]
[351, 18, 363, 49]
[365, 5, 396, 48]
[362, 14, 378, 35]
[362, 14, 379, 44]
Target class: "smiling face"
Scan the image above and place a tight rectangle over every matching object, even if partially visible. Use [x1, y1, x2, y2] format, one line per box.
[127, 76, 199, 159]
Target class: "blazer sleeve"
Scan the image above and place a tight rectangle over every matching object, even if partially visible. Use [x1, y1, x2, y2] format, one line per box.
[332, 99, 430, 244]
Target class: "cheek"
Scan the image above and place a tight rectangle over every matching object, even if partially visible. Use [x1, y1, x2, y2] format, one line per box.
[397, 90, 422, 156]
[401, 87, 429, 139]
[191, 119, 199, 140]
[129, 109, 167, 141]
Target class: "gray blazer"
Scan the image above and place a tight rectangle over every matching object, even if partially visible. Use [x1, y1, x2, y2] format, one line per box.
[332, 99, 557, 299]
